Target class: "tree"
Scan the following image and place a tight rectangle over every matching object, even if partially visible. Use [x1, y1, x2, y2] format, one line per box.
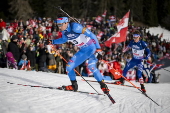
[143, 0, 158, 26]
[9, 0, 34, 21]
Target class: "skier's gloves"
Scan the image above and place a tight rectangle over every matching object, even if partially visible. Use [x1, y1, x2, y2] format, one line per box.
[95, 49, 103, 57]
[95, 49, 103, 55]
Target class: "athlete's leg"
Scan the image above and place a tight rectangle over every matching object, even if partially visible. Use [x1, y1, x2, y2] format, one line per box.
[123, 59, 137, 77]
[66, 46, 94, 81]
[115, 59, 137, 85]
[87, 54, 103, 81]
[136, 61, 144, 84]
[87, 54, 110, 94]
[136, 60, 146, 92]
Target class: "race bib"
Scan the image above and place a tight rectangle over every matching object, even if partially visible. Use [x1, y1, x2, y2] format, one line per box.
[69, 34, 90, 47]
[132, 48, 144, 59]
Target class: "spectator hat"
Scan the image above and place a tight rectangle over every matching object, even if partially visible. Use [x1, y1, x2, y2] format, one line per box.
[22, 54, 27, 60]
[11, 35, 18, 40]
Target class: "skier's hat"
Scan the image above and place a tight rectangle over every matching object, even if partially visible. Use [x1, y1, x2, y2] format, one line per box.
[56, 17, 69, 23]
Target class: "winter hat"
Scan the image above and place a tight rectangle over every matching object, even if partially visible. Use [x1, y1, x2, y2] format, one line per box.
[11, 35, 18, 40]
[22, 54, 27, 60]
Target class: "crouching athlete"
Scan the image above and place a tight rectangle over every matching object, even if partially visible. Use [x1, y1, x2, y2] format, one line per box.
[52, 16, 109, 94]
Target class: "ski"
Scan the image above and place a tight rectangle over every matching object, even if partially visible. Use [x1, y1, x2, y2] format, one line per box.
[106, 93, 116, 104]
[62, 85, 116, 104]
[7, 82, 104, 95]
[7, 82, 116, 104]
[60, 85, 104, 95]
[81, 79, 140, 88]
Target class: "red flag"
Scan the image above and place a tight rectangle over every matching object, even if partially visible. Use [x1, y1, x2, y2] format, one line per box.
[109, 15, 116, 21]
[97, 31, 104, 39]
[95, 16, 102, 23]
[104, 11, 130, 47]
[159, 33, 163, 38]
[102, 10, 107, 17]
[86, 25, 93, 30]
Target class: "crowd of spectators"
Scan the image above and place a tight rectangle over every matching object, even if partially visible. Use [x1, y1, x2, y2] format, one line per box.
[0, 17, 170, 83]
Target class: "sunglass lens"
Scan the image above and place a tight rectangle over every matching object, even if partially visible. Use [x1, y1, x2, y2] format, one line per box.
[57, 24, 63, 27]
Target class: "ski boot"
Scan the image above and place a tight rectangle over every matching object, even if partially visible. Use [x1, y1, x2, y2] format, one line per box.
[99, 80, 110, 94]
[140, 84, 146, 93]
[71, 80, 78, 92]
[114, 77, 125, 85]
[64, 80, 78, 91]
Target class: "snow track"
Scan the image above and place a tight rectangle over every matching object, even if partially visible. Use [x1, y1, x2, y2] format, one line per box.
[0, 68, 170, 113]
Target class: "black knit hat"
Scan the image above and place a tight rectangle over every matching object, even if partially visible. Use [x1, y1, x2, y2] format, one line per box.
[11, 35, 18, 40]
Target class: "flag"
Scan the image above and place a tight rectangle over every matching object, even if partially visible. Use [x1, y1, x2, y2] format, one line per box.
[102, 10, 107, 17]
[159, 33, 163, 38]
[104, 11, 130, 47]
[109, 15, 116, 21]
[95, 16, 102, 23]
[86, 25, 93, 30]
[97, 31, 104, 39]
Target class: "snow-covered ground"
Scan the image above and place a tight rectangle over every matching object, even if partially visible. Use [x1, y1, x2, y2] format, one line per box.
[0, 67, 170, 113]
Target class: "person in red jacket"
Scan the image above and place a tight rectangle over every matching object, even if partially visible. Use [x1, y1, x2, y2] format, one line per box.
[0, 18, 6, 31]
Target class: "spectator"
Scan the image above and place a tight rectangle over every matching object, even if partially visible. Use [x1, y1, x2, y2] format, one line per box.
[0, 18, 6, 32]
[18, 54, 31, 70]
[8, 34, 24, 63]
[0, 38, 6, 67]
[26, 43, 36, 70]
[6, 52, 18, 69]
[46, 40, 57, 71]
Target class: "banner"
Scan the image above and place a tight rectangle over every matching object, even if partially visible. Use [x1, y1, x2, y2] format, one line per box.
[104, 11, 130, 47]
[102, 10, 107, 17]
[95, 16, 102, 23]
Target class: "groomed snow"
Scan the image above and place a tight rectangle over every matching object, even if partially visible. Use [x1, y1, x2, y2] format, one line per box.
[0, 67, 170, 113]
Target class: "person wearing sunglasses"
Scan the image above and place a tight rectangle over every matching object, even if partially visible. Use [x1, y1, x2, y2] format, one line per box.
[52, 15, 110, 94]
[115, 30, 151, 93]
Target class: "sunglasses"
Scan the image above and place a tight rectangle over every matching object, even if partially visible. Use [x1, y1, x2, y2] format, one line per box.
[57, 23, 64, 27]
[133, 34, 140, 39]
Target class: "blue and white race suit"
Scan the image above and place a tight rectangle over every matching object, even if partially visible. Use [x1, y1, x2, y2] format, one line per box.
[53, 22, 103, 81]
[123, 40, 151, 84]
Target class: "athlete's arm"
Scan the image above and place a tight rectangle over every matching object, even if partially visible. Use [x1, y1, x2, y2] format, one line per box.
[144, 45, 151, 60]
[141, 41, 151, 60]
[123, 46, 131, 53]
[122, 41, 132, 53]
[145, 48, 151, 60]
[52, 31, 68, 44]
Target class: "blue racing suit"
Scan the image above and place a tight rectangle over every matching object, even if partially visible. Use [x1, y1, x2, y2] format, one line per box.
[52, 22, 103, 81]
[123, 40, 151, 84]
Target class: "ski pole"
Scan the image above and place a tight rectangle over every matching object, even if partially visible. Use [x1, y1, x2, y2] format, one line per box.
[162, 68, 170, 72]
[55, 50, 100, 94]
[101, 60, 160, 106]
[54, 6, 80, 23]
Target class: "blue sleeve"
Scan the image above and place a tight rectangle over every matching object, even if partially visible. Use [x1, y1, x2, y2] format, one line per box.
[71, 22, 101, 49]
[142, 41, 151, 59]
[52, 31, 68, 44]
[128, 41, 133, 48]
[145, 48, 151, 59]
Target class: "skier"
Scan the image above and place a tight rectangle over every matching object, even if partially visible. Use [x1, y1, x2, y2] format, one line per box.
[52, 15, 110, 94]
[115, 30, 151, 92]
